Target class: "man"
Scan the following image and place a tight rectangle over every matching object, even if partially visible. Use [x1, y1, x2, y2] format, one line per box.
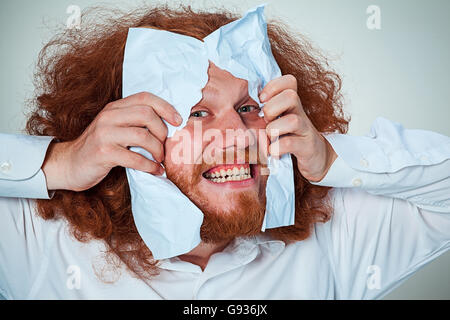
[0, 5, 449, 299]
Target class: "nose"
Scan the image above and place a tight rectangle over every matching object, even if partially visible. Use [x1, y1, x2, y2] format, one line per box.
[213, 109, 257, 152]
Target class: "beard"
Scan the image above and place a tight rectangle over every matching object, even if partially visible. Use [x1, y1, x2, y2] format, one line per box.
[165, 149, 267, 243]
[197, 186, 266, 243]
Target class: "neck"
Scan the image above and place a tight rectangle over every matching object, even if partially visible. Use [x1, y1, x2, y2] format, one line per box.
[178, 240, 231, 271]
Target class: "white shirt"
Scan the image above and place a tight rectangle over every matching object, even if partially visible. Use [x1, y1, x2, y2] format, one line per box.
[0, 116, 449, 299]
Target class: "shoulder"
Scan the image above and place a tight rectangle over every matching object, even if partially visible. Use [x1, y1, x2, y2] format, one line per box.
[0, 197, 62, 298]
[0, 197, 65, 238]
[313, 186, 400, 244]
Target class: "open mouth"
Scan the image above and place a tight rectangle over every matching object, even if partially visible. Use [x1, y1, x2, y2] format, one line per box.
[202, 163, 255, 183]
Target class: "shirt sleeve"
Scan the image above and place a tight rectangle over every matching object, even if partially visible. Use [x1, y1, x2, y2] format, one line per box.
[0, 133, 55, 199]
[311, 116, 450, 212]
[311, 117, 450, 299]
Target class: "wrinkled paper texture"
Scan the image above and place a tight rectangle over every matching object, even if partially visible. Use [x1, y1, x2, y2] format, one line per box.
[122, 4, 295, 260]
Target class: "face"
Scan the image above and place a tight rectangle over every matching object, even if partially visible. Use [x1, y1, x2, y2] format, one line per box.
[163, 61, 270, 243]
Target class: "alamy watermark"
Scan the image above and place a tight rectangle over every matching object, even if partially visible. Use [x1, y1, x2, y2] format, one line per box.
[66, 265, 81, 290]
[167, 122, 280, 175]
[367, 5, 381, 30]
[66, 5, 81, 30]
[366, 264, 381, 290]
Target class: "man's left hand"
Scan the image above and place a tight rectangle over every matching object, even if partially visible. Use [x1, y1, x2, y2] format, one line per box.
[259, 74, 337, 183]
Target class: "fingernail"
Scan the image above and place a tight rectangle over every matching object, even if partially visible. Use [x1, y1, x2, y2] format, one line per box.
[259, 93, 267, 102]
[174, 113, 182, 125]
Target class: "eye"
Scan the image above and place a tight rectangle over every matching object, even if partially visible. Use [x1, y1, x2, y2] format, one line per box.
[237, 105, 260, 113]
[189, 110, 209, 118]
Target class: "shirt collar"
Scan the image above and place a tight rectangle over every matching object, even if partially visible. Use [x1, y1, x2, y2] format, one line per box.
[157, 234, 285, 273]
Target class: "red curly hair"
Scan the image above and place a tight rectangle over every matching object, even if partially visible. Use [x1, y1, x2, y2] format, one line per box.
[25, 4, 350, 280]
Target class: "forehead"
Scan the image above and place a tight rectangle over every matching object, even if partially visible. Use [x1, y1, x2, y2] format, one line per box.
[199, 62, 249, 105]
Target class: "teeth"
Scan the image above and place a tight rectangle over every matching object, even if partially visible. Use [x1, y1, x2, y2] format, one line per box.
[209, 173, 251, 183]
[205, 165, 253, 183]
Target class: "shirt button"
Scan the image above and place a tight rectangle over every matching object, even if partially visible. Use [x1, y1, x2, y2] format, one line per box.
[360, 158, 369, 167]
[352, 178, 362, 187]
[419, 155, 428, 161]
[0, 161, 11, 173]
[0, 161, 12, 173]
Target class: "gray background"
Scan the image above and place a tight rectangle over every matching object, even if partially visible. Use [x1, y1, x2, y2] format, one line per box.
[0, 0, 449, 299]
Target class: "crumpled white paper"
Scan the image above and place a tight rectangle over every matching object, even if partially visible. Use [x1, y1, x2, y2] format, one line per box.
[122, 4, 295, 260]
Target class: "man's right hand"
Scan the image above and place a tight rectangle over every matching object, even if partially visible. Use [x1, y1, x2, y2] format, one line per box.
[42, 92, 182, 192]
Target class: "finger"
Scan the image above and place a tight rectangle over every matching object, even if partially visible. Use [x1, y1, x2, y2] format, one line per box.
[259, 74, 297, 103]
[113, 127, 165, 163]
[263, 89, 303, 123]
[106, 92, 182, 127]
[268, 134, 303, 159]
[105, 105, 169, 143]
[110, 147, 164, 175]
[266, 114, 310, 142]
